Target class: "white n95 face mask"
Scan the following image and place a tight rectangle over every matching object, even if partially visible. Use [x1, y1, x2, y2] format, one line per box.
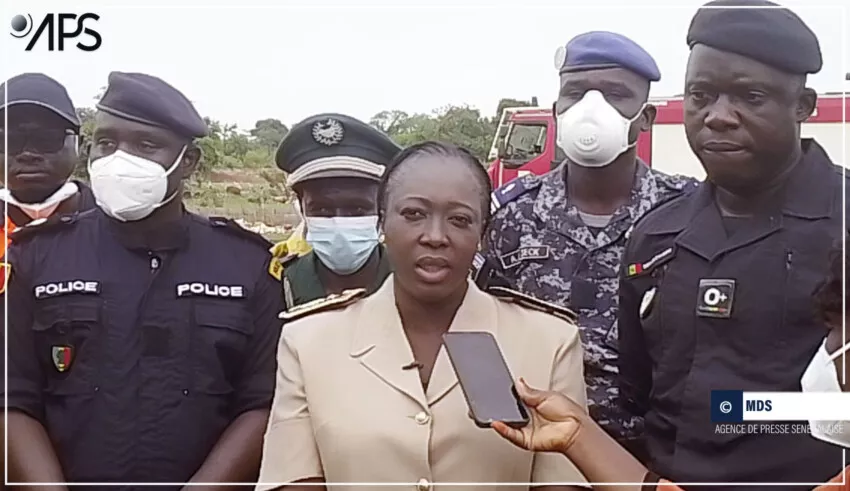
[556, 90, 645, 168]
[88, 147, 185, 222]
[305, 215, 380, 275]
[800, 339, 850, 447]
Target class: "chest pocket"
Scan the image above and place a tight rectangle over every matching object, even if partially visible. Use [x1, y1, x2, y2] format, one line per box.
[32, 299, 104, 396]
[191, 300, 252, 395]
[635, 264, 673, 365]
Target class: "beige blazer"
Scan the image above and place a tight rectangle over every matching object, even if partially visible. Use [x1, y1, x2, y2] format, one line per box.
[257, 276, 588, 491]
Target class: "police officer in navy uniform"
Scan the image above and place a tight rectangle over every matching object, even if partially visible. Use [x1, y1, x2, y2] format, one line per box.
[1, 73, 96, 229]
[618, 1, 847, 487]
[271, 113, 400, 310]
[3, 72, 284, 487]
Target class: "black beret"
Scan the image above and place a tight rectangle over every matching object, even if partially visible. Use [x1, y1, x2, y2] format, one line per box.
[1, 73, 80, 130]
[96, 72, 208, 139]
[276, 113, 401, 187]
[687, 0, 822, 75]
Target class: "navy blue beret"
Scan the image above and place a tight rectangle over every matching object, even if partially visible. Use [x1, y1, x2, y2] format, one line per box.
[96, 72, 208, 139]
[687, 0, 822, 74]
[557, 31, 660, 82]
[276, 113, 401, 187]
[1, 73, 80, 130]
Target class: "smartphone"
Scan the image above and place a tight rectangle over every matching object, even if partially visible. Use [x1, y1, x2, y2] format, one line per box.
[442, 331, 530, 429]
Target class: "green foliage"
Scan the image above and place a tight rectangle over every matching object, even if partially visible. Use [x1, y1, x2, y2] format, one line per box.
[68, 97, 537, 224]
[369, 97, 538, 163]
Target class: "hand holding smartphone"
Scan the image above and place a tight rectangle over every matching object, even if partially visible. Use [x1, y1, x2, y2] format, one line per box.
[443, 331, 530, 429]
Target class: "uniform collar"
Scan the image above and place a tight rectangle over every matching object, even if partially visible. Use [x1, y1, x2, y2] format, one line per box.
[348, 275, 497, 410]
[102, 207, 191, 252]
[649, 138, 839, 236]
[782, 139, 839, 220]
[650, 139, 839, 262]
[532, 159, 671, 251]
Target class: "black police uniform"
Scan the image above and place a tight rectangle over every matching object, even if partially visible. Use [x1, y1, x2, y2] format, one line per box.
[618, 3, 844, 484]
[3, 72, 285, 488]
[273, 113, 401, 309]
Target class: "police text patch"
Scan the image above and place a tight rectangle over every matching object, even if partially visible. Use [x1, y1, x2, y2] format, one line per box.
[34, 280, 100, 299]
[696, 279, 735, 319]
[499, 246, 550, 270]
[176, 283, 245, 298]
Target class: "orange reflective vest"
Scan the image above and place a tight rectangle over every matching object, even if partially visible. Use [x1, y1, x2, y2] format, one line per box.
[3, 215, 15, 258]
[1, 215, 14, 294]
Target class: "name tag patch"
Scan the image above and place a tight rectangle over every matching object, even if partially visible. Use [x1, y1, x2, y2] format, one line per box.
[696, 279, 735, 319]
[499, 246, 550, 270]
[34, 280, 100, 299]
[176, 283, 245, 298]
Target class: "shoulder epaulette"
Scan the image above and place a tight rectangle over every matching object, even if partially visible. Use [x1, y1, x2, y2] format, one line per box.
[270, 240, 289, 258]
[490, 177, 539, 215]
[209, 216, 272, 249]
[487, 286, 577, 324]
[470, 252, 500, 289]
[279, 288, 367, 321]
[9, 213, 80, 243]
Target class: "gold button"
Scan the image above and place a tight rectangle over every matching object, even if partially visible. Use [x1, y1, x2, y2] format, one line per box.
[416, 478, 431, 490]
[414, 411, 430, 425]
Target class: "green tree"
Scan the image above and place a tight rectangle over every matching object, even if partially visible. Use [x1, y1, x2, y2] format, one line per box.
[249, 118, 289, 151]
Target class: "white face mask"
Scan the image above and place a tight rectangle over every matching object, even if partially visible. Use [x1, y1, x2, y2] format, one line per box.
[305, 215, 380, 275]
[0, 181, 79, 220]
[88, 147, 185, 222]
[556, 90, 645, 168]
[801, 339, 850, 447]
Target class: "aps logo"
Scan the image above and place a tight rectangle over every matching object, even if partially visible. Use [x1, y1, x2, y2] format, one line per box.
[10, 13, 102, 52]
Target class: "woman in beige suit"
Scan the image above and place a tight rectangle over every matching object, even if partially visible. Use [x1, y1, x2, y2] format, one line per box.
[257, 141, 588, 491]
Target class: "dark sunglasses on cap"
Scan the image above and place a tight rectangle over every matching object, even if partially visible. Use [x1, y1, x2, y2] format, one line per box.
[0, 128, 78, 156]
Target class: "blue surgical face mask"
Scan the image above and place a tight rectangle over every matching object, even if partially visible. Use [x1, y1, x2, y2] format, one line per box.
[305, 215, 380, 275]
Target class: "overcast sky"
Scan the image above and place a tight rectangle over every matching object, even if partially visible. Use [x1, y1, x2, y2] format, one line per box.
[1, 0, 847, 131]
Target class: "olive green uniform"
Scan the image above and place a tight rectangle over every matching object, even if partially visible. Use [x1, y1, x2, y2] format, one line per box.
[280, 245, 392, 310]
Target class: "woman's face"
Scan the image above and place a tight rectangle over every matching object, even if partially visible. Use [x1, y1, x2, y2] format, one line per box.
[383, 154, 485, 303]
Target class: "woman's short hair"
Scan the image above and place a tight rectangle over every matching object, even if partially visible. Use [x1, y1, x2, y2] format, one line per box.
[377, 141, 493, 235]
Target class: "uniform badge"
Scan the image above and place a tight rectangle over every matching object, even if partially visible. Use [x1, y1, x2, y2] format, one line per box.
[499, 245, 550, 270]
[626, 247, 674, 277]
[696, 279, 735, 319]
[52, 345, 73, 372]
[312, 118, 344, 146]
[280, 288, 366, 321]
[268, 257, 283, 282]
[0, 262, 10, 295]
[640, 287, 657, 319]
[553, 45, 567, 71]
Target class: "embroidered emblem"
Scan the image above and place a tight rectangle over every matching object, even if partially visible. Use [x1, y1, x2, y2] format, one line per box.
[312, 118, 345, 146]
[52, 346, 73, 372]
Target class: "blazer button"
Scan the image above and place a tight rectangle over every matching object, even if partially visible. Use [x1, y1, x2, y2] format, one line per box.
[414, 411, 431, 425]
[416, 478, 431, 490]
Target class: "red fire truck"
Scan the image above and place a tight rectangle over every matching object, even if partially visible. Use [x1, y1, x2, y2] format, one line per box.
[487, 93, 849, 187]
